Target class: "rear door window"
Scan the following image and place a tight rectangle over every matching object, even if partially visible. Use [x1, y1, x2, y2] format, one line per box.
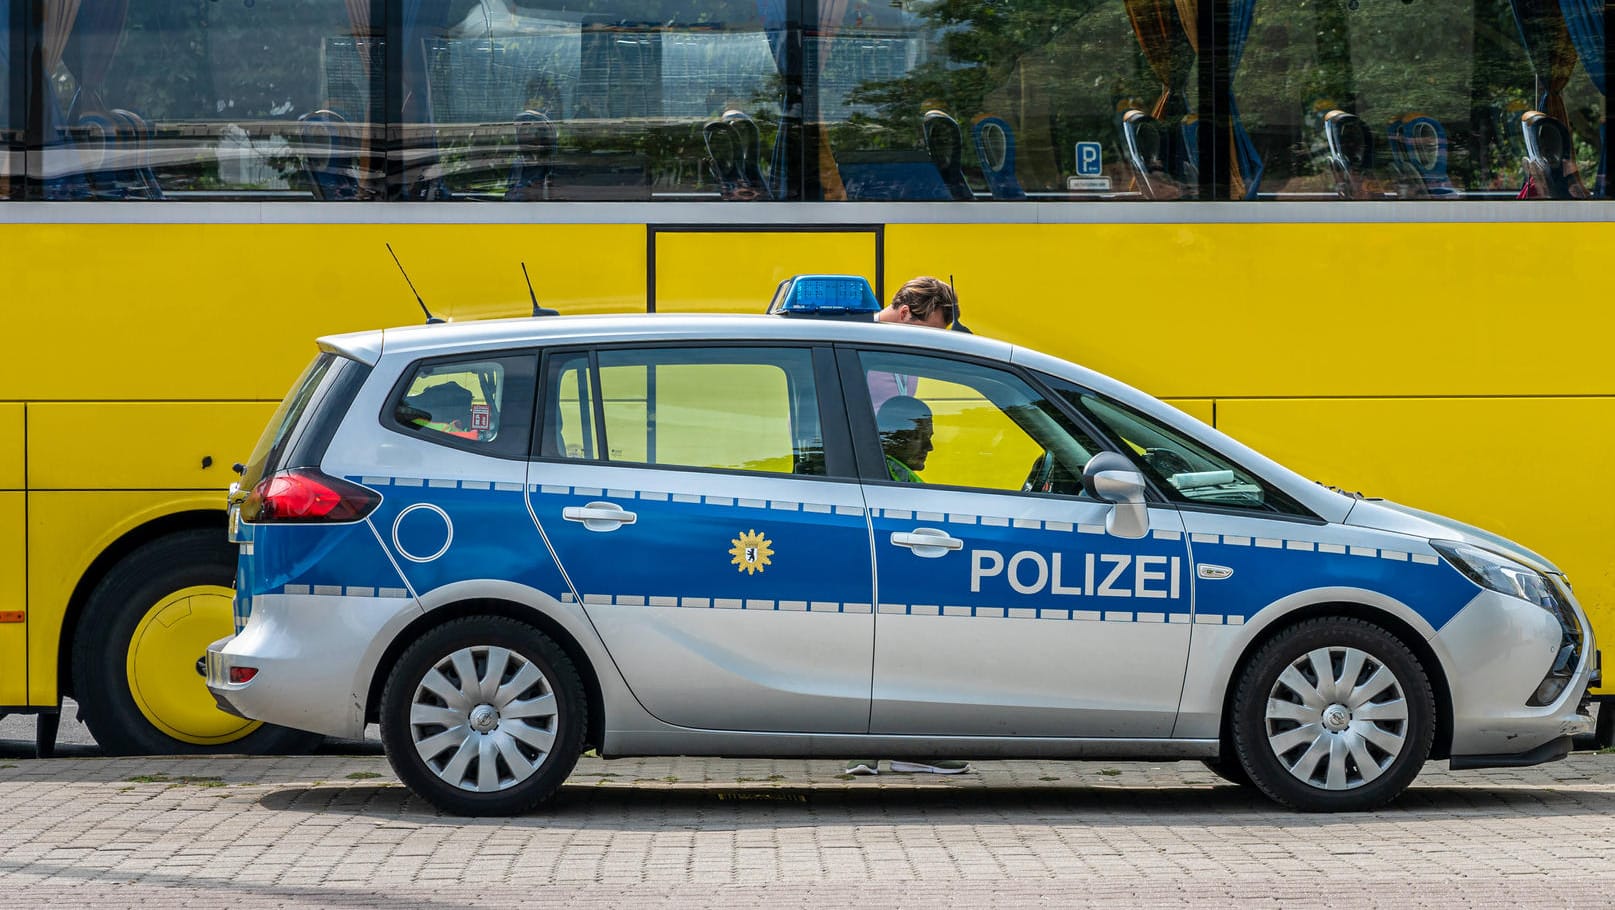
[541, 346, 827, 477]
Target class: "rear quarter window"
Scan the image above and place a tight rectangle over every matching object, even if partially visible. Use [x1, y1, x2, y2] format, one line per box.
[388, 353, 539, 459]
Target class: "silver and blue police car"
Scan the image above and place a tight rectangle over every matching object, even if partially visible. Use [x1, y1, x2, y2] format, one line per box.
[208, 276, 1598, 816]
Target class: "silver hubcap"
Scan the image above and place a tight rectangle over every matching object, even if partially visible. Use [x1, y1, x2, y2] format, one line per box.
[410, 645, 558, 792]
[1265, 646, 1409, 791]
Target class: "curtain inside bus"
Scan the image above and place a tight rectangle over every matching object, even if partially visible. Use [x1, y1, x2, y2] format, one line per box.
[0, 0, 11, 199]
[1554, 0, 1605, 196]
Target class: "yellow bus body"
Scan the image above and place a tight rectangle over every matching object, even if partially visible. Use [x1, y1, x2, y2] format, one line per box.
[3, 211, 1611, 723]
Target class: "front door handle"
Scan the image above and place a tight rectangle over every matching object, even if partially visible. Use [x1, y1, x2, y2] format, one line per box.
[562, 501, 637, 532]
[890, 527, 963, 558]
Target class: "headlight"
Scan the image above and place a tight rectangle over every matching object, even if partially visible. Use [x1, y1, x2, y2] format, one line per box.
[1429, 541, 1566, 612]
[1433, 541, 1587, 707]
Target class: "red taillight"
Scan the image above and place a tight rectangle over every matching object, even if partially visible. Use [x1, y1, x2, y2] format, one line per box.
[228, 667, 258, 684]
[242, 470, 380, 523]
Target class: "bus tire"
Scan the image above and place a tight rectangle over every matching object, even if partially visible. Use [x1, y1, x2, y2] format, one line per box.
[71, 529, 323, 756]
[380, 616, 586, 816]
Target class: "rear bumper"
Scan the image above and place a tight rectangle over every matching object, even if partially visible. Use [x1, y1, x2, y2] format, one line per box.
[206, 591, 419, 739]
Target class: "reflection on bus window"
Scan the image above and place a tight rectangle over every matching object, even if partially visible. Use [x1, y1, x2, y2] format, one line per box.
[807, 0, 1198, 201]
[1, 0, 14, 200]
[9, 0, 1603, 202]
[38, 0, 381, 201]
[1234, 0, 1605, 200]
[399, 2, 780, 202]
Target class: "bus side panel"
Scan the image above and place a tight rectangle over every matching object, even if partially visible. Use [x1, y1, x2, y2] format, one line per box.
[1217, 396, 1615, 693]
[0, 492, 24, 706]
[0, 405, 21, 705]
[882, 221, 1615, 399]
[28, 402, 276, 491]
[25, 491, 222, 706]
[653, 230, 877, 313]
[1162, 399, 1214, 425]
[2, 223, 647, 401]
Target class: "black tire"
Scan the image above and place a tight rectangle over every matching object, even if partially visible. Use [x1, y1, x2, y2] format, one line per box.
[1200, 756, 1253, 788]
[380, 616, 586, 816]
[1231, 616, 1435, 812]
[72, 529, 323, 756]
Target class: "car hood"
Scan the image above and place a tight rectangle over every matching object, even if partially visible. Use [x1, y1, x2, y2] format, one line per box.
[1343, 498, 1562, 576]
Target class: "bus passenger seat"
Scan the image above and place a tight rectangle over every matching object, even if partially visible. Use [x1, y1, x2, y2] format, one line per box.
[703, 111, 770, 201]
[1120, 110, 1191, 200]
[1323, 110, 1376, 199]
[922, 110, 975, 201]
[1519, 111, 1586, 200]
[971, 116, 1026, 200]
[298, 109, 359, 201]
[506, 111, 557, 201]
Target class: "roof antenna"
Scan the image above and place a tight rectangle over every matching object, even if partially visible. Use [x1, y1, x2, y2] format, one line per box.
[523, 262, 559, 317]
[948, 273, 973, 334]
[387, 243, 444, 325]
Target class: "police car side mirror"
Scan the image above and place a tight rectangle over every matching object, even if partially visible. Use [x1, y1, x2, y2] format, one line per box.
[1082, 452, 1149, 540]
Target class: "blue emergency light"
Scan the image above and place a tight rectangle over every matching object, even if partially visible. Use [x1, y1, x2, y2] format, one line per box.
[766, 274, 881, 320]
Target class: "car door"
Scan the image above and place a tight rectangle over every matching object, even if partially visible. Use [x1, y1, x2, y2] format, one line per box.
[844, 346, 1194, 738]
[528, 344, 874, 733]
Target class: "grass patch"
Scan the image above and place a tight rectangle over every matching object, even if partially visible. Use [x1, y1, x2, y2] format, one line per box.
[125, 773, 225, 788]
[345, 771, 383, 780]
[1098, 769, 1121, 777]
[661, 775, 679, 783]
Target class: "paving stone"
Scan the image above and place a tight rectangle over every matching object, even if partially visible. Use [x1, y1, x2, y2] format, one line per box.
[1, 754, 1615, 907]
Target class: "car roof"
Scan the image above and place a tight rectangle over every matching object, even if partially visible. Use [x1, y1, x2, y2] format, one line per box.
[319, 313, 1016, 365]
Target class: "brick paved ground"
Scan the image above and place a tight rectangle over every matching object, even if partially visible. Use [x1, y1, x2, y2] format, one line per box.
[2, 751, 1614, 908]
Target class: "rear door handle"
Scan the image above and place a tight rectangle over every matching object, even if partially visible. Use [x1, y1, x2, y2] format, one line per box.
[890, 527, 963, 558]
[562, 501, 637, 532]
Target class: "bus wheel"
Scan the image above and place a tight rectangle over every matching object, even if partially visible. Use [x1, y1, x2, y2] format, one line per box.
[71, 529, 322, 756]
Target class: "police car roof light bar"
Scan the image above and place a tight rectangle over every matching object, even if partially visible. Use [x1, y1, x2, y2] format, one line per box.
[767, 274, 881, 320]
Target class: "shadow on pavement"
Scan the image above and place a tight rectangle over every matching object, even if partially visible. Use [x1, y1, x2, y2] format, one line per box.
[255, 779, 1615, 829]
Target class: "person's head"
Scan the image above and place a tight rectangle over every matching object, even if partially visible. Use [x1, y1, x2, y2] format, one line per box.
[877, 276, 956, 329]
[876, 395, 934, 471]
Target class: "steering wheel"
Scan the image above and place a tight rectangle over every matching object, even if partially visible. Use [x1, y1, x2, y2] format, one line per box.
[1143, 447, 1193, 478]
[1023, 451, 1056, 493]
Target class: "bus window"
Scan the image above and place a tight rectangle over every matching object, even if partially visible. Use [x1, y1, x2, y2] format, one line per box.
[39, 2, 382, 201]
[1, 0, 15, 200]
[807, 0, 1188, 201]
[1234, 0, 1606, 200]
[397, 2, 781, 202]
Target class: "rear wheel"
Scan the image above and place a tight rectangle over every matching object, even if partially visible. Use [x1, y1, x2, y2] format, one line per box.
[1231, 616, 1434, 812]
[380, 616, 586, 816]
[72, 529, 322, 756]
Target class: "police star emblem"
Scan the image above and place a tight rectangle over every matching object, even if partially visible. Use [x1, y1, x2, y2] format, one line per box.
[729, 529, 774, 575]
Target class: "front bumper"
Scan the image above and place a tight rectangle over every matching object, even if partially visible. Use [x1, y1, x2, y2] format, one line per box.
[1438, 589, 1598, 767]
[206, 590, 420, 739]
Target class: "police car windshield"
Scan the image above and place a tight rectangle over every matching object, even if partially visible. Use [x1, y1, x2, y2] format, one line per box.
[1042, 375, 1312, 517]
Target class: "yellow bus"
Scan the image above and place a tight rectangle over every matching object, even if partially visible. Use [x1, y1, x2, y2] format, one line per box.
[0, 0, 1608, 755]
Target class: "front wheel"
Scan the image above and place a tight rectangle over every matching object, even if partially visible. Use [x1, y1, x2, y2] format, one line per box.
[1231, 616, 1435, 812]
[72, 529, 323, 756]
[380, 616, 586, 816]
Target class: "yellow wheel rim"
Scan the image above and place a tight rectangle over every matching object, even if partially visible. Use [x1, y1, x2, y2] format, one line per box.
[126, 584, 263, 745]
